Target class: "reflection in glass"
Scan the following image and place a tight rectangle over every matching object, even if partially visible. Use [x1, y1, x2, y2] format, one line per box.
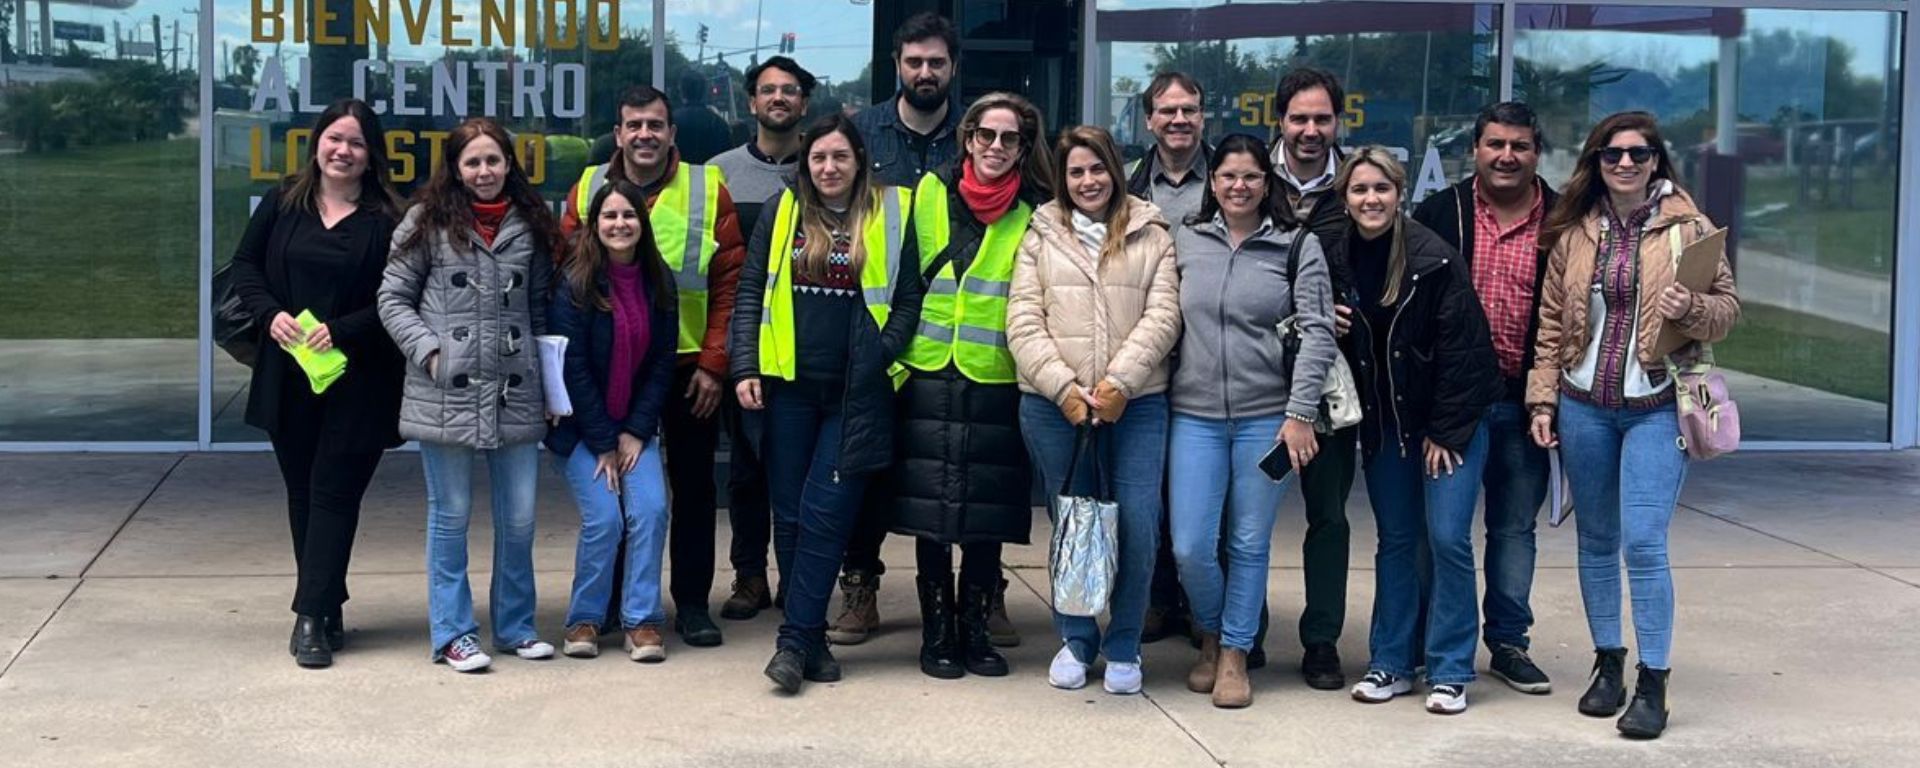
[1516, 6, 1901, 442]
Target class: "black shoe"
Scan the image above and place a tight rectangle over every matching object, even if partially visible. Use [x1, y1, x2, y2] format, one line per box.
[323, 610, 345, 652]
[1490, 643, 1552, 694]
[765, 648, 806, 693]
[1246, 645, 1267, 671]
[915, 575, 964, 680]
[675, 610, 724, 648]
[1301, 642, 1344, 690]
[1617, 664, 1671, 739]
[1579, 648, 1629, 717]
[958, 580, 1010, 677]
[1141, 605, 1174, 644]
[803, 645, 843, 683]
[291, 615, 332, 669]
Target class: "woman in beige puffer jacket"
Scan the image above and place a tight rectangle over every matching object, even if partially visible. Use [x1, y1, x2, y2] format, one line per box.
[1008, 125, 1180, 695]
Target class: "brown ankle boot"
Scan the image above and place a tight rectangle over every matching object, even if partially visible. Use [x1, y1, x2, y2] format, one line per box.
[1187, 632, 1221, 693]
[1213, 648, 1252, 708]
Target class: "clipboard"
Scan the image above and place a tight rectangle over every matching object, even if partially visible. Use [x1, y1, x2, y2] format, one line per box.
[1548, 448, 1573, 528]
[1651, 226, 1728, 359]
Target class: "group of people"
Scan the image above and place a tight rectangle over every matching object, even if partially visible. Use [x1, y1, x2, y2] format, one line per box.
[230, 12, 1736, 742]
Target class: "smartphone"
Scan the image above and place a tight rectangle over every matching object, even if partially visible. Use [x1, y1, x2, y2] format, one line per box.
[1258, 442, 1294, 482]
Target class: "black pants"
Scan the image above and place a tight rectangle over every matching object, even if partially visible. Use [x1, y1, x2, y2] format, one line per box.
[724, 387, 773, 578]
[915, 538, 1002, 588]
[665, 363, 722, 613]
[268, 401, 384, 619]
[841, 476, 892, 578]
[1296, 426, 1357, 646]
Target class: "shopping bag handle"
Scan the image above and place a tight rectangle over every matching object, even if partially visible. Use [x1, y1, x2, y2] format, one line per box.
[1058, 423, 1107, 499]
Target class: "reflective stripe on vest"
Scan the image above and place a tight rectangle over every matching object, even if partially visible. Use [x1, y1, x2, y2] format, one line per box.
[574, 162, 725, 354]
[757, 187, 910, 387]
[901, 173, 1024, 383]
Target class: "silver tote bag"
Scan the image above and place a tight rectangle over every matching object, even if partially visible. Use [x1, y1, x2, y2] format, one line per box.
[1048, 426, 1119, 618]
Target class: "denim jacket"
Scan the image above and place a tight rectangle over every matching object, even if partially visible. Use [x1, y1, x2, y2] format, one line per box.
[852, 94, 962, 189]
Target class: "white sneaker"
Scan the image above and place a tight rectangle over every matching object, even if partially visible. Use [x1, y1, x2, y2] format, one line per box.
[1048, 645, 1088, 690]
[1426, 684, 1468, 715]
[1351, 670, 1413, 703]
[1103, 661, 1143, 695]
[439, 634, 492, 673]
[507, 638, 555, 660]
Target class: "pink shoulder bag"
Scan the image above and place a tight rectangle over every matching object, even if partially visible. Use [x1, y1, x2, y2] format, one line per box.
[1663, 226, 1739, 460]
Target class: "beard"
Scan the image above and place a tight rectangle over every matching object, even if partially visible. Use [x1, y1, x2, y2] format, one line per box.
[756, 108, 803, 132]
[902, 80, 950, 112]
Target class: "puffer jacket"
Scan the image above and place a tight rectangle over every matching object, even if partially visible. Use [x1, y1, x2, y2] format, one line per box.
[1526, 184, 1740, 410]
[379, 205, 553, 448]
[1008, 197, 1182, 408]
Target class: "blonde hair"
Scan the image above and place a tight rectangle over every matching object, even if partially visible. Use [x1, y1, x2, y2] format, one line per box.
[1051, 125, 1133, 267]
[1335, 145, 1410, 306]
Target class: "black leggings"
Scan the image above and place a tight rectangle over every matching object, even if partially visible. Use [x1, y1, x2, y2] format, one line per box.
[914, 538, 1003, 589]
[269, 410, 383, 618]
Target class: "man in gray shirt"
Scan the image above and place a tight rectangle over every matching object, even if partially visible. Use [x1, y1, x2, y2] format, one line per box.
[1126, 71, 1213, 233]
[711, 55, 813, 243]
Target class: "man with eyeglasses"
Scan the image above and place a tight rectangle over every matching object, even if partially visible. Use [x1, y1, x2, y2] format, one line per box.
[708, 55, 815, 623]
[1412, 101, 1558, 696]
[852, 11, 963, 189]
[560, 84, 748, 651]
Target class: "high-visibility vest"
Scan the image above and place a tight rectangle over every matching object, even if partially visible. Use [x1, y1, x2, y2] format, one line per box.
[902, 173, 1026, 384]
[575, 162, 726, 355]
[757, 187, 911, 388]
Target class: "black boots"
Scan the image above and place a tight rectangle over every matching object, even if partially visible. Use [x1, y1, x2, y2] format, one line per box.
[290, 615, 331, 669]
[765, 643, 843, 694]
[1617, 664, 1671, 739]
[916, 575, 965, 679]
[1579, 647, 1629, 717]
[958, 580, 1009, 677]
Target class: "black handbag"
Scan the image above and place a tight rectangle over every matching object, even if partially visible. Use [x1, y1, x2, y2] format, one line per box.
[212, 260, 259, 368]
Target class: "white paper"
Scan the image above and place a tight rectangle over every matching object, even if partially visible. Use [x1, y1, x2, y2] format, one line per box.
[1548, 448, 1572, 527]
[536, 335, 573, 417]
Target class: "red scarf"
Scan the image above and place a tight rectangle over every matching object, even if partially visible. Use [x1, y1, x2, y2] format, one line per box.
[471, 198, 511, 246]
[958, 158, 1020, 224]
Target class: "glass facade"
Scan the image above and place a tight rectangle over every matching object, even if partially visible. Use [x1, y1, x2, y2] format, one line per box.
[0, 0, 1912, 448]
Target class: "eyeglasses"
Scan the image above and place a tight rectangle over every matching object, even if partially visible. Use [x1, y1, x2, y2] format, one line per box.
[755, 84, 803, 97]
[970, 128, 1024, 150]
[1598, 146, 1655, 166]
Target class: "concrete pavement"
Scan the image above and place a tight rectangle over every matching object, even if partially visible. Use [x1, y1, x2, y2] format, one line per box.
[2, 450, 1918, 766]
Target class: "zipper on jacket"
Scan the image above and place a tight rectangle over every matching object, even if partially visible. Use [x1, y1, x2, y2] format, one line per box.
[1384, 279, 1420, 459]
[1219, 242, 1237, 421]
[1352, 297, 1388, 457]
[833, 305, 861, 485]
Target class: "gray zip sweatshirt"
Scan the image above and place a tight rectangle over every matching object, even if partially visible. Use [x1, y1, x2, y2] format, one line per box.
[1170, 214, 1337, 421]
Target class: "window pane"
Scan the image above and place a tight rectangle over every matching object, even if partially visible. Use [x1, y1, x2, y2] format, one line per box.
[1094, 0, 1499, 197]
[1517, 6, 1902, 442]
[0, 0, 199, 441]
[206, 0, 658, 441]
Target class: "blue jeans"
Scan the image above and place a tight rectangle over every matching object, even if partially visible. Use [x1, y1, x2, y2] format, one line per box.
[1557, 396, 1687, 670]
[556, 442, 669, 629]
[1167, 413, 1290, 652]
[1362, 423, 1490, 686]
[419, 440, 541, 654]
[1480, 402, 1550, 649]
[1020, 392, 1168, 666]
[763, 381, 871, 653]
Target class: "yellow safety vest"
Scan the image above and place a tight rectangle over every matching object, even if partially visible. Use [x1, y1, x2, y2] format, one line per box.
[575, 162, 726, 355]
[757, 187, 911, 387]
[902, 173, 1026, 384]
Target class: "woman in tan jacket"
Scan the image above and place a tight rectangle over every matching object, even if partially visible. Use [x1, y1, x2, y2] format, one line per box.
[1008, 125, 1181, 695]
[1527, 111, 1739, 740]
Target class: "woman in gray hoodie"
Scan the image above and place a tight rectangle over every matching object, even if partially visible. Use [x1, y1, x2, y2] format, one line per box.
[1168, 133, 1337, 709]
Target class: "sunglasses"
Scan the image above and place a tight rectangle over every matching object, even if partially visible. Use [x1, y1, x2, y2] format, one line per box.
[969, 127, 1025, 151]
[1598, 146, 1656, 166]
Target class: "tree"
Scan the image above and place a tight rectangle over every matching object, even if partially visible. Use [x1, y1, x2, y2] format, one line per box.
[230, 45, 262, 88]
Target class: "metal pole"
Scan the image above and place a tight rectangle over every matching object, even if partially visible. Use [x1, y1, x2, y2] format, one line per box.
[1498, 1, 1516, 102]
[651, 0, 664, 90]
[1715, 35, 1737, 155]
[753, 0, 764, 63]
[1893, 5, 1920, 447]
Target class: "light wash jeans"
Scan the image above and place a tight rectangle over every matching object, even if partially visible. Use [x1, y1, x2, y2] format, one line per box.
[1167, 413, 1291, 652]
[556, 442, 669, 629]
[1362, 423, 1490, 686]
[1557, 396, 1687, 669]
[420, 440, 540, 655]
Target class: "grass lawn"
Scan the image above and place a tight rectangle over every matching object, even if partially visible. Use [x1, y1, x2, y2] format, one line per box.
[0, 139, 257, 339]
[1715, 302, 1891, 404]
[1742, 173, 1898, 278]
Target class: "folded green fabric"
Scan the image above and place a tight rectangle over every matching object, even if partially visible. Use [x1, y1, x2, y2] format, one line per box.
[287, 310, 349, 394]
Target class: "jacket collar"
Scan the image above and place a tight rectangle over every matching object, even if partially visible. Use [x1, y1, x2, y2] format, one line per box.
[1188, 211, 1286, 249]
[467, 206, 530, 253]
[1030, 196, 1168, 281]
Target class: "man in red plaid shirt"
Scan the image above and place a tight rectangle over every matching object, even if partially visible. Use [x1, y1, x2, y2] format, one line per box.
[1412, 101, 1559, 697]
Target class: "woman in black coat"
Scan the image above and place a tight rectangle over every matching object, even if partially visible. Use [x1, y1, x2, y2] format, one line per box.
[228, 98, 406, 669]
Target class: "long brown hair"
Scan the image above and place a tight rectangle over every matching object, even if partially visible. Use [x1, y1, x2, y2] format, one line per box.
[1334, 145, 1411, 306]
[562, 179, 673, 312]
[1541, 111, 1680, 255]
[793, 113, 877, 282]
[958, 92, 1055, 198]
[281, 98, 402, 219]
[1050, 125, 1133, 266]
[397, 117, 558, 255]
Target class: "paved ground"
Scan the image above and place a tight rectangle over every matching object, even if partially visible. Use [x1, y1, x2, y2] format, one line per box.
[2, 450, 1917, 767]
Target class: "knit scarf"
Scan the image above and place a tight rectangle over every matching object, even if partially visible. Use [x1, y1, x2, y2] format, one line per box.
[471, 198, 511, 247]
[958, 158, 1020, 224]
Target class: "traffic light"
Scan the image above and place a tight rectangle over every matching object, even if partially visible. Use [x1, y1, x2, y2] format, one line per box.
[698, 24, 709, 45]
[779, 32, 795, 54]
